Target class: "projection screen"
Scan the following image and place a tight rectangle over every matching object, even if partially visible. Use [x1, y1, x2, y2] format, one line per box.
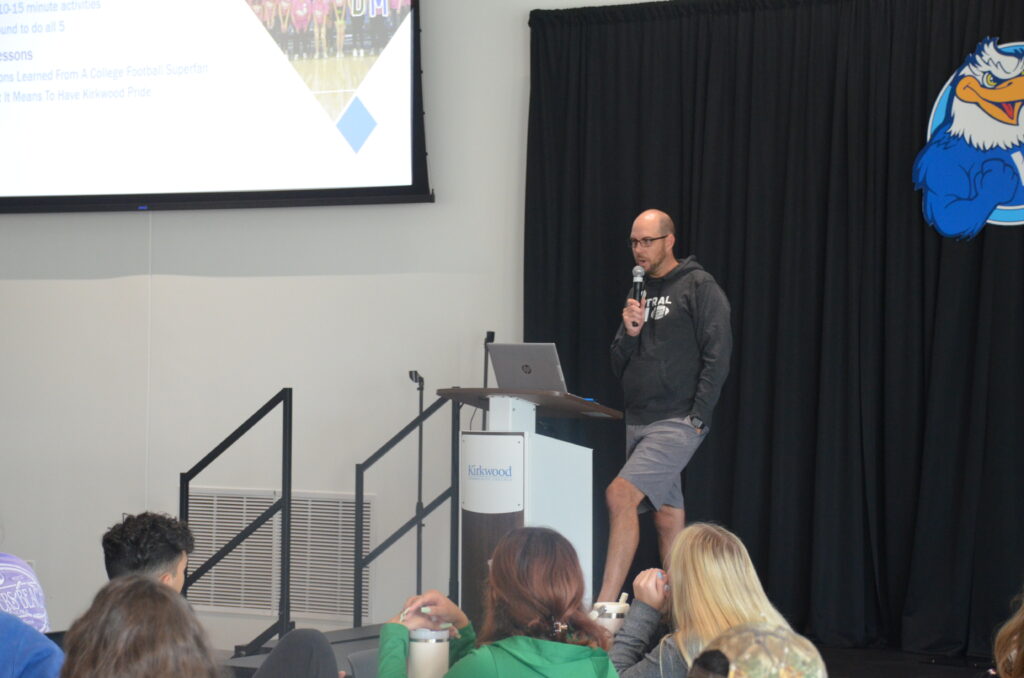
[0, 0, 431, 211]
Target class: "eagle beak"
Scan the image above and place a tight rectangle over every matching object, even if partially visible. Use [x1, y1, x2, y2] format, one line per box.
[956, 74, 1024, 125]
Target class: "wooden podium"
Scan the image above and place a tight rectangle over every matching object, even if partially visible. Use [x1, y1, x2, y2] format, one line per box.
[437, 388, 621, 626]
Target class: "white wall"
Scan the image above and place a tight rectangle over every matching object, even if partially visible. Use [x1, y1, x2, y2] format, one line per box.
[0, 0, 649, 650]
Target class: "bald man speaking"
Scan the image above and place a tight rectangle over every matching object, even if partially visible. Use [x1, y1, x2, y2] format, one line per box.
[597, 209, 733, 604]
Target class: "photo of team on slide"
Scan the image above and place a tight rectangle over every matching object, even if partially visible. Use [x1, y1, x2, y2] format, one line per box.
[246, 0, 412, 120]
[248, 0, 412, 61]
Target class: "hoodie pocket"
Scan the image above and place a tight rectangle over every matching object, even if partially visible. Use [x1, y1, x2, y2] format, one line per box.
[621, 354, 672, 410]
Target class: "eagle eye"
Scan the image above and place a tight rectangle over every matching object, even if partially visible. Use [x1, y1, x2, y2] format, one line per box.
[982, 72, 998, 88]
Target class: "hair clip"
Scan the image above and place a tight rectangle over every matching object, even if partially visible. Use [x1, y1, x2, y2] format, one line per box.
[551, 619, 569, 636]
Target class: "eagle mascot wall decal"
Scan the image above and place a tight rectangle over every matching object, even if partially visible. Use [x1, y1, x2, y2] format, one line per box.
[913, 38, 1024, 239]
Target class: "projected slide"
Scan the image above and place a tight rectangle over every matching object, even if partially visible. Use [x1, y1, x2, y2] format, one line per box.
[0, 0, 414, 197]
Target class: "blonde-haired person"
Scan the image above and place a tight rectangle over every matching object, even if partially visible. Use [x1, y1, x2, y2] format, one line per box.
[610, 522, 789, 678]
[994, 586, 1024, 678]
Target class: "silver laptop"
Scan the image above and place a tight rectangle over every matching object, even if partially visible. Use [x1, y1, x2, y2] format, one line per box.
[487, 343, 568, 392]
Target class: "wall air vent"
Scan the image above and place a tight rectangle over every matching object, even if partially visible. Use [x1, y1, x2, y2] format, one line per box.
[186, 488, 371, 619]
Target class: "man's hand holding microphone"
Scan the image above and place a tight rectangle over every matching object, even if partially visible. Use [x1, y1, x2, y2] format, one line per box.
[624, 265, 646, 336]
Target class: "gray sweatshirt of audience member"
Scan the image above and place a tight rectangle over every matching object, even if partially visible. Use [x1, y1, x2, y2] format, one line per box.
[611, 256, 732, 428]
[610, 600, 689, 678]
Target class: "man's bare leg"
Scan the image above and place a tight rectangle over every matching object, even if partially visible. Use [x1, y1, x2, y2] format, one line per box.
[653, 505, 685, 567]
[597, 477, 645, 603]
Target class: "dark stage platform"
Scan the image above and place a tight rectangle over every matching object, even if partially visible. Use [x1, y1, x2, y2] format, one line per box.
[819, 647, 993, 678]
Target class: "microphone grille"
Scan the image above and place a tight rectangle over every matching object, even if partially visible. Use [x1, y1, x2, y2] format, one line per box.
[632, 266, 645, 278]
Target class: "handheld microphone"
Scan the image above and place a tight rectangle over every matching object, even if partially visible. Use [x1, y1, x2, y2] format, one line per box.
[630, 266, 645, 327]
[631, 266, 645, 302]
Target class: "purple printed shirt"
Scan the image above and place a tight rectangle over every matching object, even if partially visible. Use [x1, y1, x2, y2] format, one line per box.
[0, 553, 49, 632]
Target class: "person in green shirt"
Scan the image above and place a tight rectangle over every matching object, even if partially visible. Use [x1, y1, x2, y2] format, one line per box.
[378, 527, 617, 678]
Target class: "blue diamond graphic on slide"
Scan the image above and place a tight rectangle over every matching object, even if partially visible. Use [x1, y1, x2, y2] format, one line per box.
[338, 97, 377, 153]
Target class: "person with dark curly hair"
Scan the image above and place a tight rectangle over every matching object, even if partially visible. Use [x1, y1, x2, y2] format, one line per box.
[100, 512, 342, 678]
[101, 512, 194, 592]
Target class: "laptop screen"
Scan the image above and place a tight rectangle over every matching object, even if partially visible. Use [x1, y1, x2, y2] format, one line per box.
[486, 343, 568, 392]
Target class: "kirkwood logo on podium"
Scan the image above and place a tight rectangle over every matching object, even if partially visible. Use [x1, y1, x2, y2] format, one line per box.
[467, 464, 514, 481]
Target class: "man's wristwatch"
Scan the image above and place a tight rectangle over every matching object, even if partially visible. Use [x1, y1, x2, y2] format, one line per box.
[689, 415, 704, 431]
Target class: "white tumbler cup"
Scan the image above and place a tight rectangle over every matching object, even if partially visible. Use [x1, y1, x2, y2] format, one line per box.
[408, 628, 449, 678]
[591, 601, 630, 637]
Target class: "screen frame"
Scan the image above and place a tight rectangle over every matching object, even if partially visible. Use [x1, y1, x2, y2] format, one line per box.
[0, 0, 433, 214]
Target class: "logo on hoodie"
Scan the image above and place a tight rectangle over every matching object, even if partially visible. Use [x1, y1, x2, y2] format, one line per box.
[645, 296, 672, 321]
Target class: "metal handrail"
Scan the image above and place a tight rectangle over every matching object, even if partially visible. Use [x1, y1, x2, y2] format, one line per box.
[179, 388, 293, 657]
[352, 395, 461, 627]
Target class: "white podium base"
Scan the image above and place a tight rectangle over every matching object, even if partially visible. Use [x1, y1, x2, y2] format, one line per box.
[459, 394, 593, 621]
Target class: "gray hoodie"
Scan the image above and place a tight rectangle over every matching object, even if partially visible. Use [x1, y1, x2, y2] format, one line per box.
[611, 257, 732, 427]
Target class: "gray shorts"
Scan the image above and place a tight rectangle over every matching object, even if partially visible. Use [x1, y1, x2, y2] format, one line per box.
[619, 417, 707, 512]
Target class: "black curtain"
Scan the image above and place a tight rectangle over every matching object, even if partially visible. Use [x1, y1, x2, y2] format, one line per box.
[525, 0, 1024, 656]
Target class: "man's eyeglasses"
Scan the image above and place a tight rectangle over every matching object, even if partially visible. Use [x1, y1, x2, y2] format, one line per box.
[629, 235, 669, 249]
